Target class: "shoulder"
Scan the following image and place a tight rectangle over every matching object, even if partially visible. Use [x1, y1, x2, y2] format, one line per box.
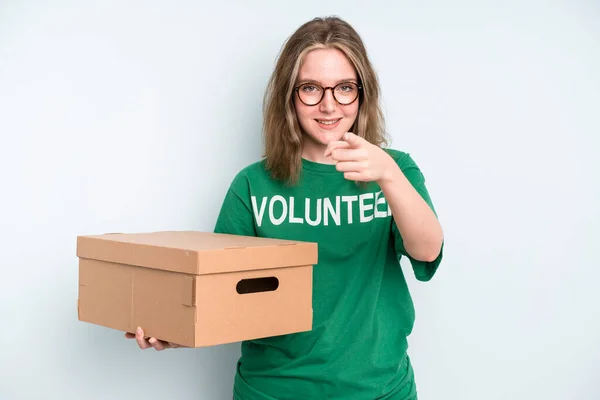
[383, 147, 439, 212]
[225, 158, 272, 192]
[383, 148, 421, 171]
[232, 158, 269, 180]
[382, 147, 431, 189]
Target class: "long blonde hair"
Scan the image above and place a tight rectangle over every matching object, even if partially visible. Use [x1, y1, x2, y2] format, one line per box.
[263, 16, 388, 184]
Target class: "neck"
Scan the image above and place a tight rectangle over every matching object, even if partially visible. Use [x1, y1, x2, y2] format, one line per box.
[301, 141, 335, 165]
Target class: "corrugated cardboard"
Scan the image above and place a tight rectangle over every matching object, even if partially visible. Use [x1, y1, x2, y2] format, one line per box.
[76, 231, 318, 347]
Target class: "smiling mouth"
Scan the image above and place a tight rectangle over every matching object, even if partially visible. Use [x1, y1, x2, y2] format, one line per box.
[315, 118, 341, 125]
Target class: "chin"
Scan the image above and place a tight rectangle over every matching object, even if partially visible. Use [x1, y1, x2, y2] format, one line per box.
[305, 120, 353, 144]
[312, 130, 345, 145]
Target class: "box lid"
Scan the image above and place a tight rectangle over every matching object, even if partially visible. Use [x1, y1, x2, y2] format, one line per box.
[76, 231, 318, 275]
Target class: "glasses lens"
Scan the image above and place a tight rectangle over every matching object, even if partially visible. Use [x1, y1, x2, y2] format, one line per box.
[297, 84, 323, 105]
[333, 82, 359, 105]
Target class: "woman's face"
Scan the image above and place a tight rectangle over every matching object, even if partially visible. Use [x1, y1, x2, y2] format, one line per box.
[294, 48, 360, 158]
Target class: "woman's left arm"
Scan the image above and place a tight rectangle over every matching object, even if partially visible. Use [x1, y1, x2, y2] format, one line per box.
[377, 162, 444, 262]
[326, 132, 444, 262]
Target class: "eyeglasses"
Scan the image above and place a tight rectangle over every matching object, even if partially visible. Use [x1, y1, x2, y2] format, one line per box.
[294, 82, 362, 106]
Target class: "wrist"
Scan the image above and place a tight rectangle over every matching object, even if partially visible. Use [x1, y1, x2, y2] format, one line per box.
[377, 157, 403, 188]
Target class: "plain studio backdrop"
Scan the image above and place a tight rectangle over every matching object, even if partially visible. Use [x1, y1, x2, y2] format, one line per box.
[1, 0, 599, 399]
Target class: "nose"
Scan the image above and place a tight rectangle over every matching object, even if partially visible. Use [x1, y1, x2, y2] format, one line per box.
[319, 88, 336, 113]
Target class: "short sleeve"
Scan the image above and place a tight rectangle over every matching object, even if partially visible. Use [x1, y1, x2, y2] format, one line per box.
[213, 173, 257, 237]
[389, 151, 444, 282]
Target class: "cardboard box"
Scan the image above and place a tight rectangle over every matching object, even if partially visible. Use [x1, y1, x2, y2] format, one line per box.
[76, 231, 318, 347]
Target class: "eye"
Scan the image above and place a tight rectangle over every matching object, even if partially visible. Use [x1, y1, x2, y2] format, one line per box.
[337, 84, 356, 92]
[301, 84, 319, 92]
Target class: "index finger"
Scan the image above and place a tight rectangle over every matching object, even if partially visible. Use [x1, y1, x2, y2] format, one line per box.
[341, 132, 364, 148]
[324, 140, 350, 157]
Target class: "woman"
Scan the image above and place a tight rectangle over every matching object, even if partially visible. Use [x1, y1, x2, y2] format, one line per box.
[129, 16, 444, 400]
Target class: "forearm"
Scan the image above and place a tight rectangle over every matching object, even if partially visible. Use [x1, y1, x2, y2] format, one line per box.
[378, 164, 444, 262]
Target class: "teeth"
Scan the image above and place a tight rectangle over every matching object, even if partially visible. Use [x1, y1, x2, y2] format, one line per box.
[317, 119, 339, 125]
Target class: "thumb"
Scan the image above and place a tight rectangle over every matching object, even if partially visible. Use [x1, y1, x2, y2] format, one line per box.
[342, 132, 363, 148]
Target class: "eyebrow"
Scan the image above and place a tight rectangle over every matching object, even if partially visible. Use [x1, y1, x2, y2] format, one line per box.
[296, 78, 358, 86]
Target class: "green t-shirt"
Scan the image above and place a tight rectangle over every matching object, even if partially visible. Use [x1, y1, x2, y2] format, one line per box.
[213, 148, 443, 400]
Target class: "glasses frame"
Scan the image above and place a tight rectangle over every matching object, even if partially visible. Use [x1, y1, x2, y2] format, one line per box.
[294, 81, 363, 106]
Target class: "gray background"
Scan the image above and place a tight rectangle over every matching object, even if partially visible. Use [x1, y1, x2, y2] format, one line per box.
[1, 0, 599, 399]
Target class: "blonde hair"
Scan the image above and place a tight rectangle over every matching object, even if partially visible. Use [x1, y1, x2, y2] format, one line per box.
[263, 16, 389, 184]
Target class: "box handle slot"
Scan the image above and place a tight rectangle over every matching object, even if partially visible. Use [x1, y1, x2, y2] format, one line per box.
[236, 277, 279, 294]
